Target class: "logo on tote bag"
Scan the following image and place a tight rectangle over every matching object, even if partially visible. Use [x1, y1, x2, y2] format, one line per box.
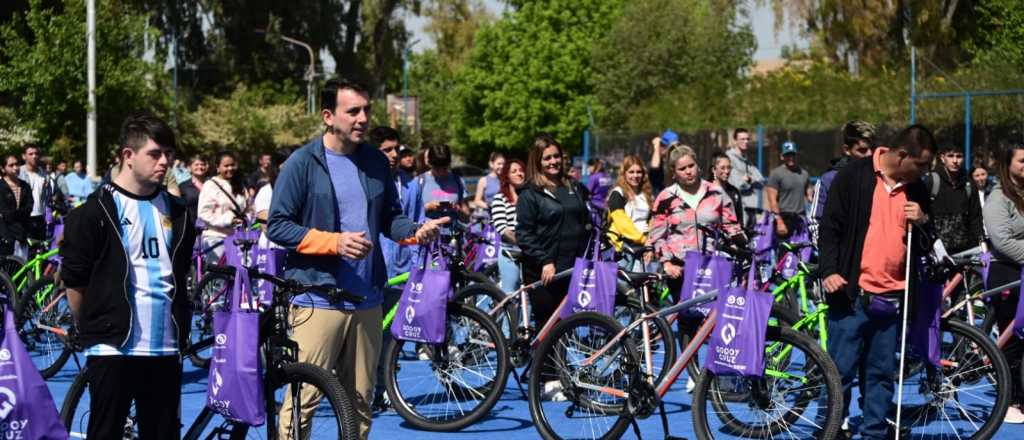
[405, 306, 416, 324]
[577, 290, 592, 307]
[0, 387, 15, 419]
[0, 350, 9, 362]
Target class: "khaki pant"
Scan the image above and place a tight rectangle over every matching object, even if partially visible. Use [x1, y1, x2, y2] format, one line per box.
[279, 305, 382, 440]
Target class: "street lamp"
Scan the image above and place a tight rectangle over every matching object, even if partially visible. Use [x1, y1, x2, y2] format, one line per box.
[256, 29, 317, 114]
[402, 39, 420, 132]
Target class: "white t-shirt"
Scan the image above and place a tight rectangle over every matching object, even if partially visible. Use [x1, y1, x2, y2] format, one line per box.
[253, 184, 281, 249]
[88, 186, 178, 357]
[19, 166, 46, 216]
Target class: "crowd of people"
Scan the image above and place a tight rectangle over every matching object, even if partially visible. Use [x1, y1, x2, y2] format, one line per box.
[2, 76, 1020, 440]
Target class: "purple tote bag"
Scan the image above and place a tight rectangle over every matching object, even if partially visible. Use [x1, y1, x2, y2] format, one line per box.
[207, 265, 266, 426]
[0, 306, 68, 440]
[472, 224, 500, 272]
[561, 236, 617, 319]
[680, 251, 734, 317]
[392, 242, 452, 344]
[706, 268, 773, 377]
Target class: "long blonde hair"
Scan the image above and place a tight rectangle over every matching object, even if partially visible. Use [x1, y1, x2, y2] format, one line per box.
[615, 155, 652, 204]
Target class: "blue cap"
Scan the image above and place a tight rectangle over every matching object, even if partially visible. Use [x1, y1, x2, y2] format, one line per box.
[781, 141, 798, 155]
[661, 129, 679, 146]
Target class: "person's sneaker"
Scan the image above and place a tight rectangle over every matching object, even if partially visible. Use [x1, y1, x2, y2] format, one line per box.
[542, 380, 564, 401]
[686, 376, 696, 393]
[417, 346, 431, 361]
[1005, 405, 1024, 424]
[372, 391, 391, 413]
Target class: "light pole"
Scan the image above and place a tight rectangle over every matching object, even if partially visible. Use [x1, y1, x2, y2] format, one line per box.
[402, 39, 420, 132]
[256, 29, 317, 114]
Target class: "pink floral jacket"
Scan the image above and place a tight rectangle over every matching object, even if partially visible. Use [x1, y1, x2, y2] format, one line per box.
[646, 180, 742, 262]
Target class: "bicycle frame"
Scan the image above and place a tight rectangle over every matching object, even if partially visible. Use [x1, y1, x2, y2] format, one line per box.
[482, 268, 575, 351]
[11, 247, 59, 293]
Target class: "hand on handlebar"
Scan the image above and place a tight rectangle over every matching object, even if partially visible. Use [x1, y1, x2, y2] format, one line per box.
[822, 274, 847, 294]
[664, 261, 683, 279]
[541, 263, 555, 285]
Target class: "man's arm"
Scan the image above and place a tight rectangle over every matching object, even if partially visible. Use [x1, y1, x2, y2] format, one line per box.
[60, 202, 100, 317]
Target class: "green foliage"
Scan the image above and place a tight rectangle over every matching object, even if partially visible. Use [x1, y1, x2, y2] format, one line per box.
[592, 0, 755, 130]
[179, 82, 321, 159]
[409, 51, 458, 149]
[0, 0, 169, 162]
[452, 0, 624, 156]
[969, 0, 1024, 70]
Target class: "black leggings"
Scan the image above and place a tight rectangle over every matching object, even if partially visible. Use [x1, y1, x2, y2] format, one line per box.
[522, 263, 572, 331]
[987, 260, 1024, 404]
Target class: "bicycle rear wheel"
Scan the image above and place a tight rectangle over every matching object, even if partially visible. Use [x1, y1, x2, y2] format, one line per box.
[897, 318, 1010, 440]
[692, 326, 843, 440]
[384, 301, 510, 431]
[527, 311, 635, 440]
[15, 275, 72, 378]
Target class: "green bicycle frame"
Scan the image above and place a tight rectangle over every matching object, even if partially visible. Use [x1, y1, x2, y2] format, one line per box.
[11, 247, 60, 294]
[381, 272, 411, 329]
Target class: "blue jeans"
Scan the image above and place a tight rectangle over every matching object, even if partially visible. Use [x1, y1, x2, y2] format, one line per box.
[497, 244, 521, 293]
[827, 296, 900, 440]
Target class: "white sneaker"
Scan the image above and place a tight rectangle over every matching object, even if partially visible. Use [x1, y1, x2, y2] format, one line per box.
[549, 391, 567, 402]
[1005, 405, 1024, 424]
[842, 417, 849, 431]
[686, 376, 696, 393]
[417, 346, 431, 361]
[542, 380, 564, 401]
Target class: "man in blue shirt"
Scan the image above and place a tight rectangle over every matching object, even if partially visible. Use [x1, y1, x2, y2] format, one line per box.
[268, 78, 447, 439]
[64, 160, 96, 205]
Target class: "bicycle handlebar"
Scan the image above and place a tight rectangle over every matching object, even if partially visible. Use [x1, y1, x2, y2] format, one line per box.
[247, 270, 365, 305]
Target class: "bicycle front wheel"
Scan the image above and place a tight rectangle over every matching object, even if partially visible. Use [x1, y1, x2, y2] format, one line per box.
[527, 311, 635, 440]
[186, 271, 232, 368]
[898, 318, 1010, 440]
[15, 275, 72, 378]
[692, 325, 843, 440]
[384, 301, 510, 431]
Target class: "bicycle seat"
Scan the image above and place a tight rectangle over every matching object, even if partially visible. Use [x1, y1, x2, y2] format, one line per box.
[619, 242, 652, 257]
[619, 270, 660, 286]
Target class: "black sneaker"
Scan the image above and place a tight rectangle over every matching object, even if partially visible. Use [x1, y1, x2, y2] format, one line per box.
[372, 391, 390, 413]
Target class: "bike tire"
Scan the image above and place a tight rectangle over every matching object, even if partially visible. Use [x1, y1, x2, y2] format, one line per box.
[527, 311, 634, 440]
[64, 361, 360, 440]
[0, 272, 16, 310]
[451, 281, 519, 341]
[261, 362, 360, 440]
[384, 301, 510, 431]
[899, 318, 1010, 440]
[15, 275, 72, 378]
[187, 271, 233, 368]
[692, 325, 844, 440]
[0, 255, 26, 285]
[614, 295, 677, 386]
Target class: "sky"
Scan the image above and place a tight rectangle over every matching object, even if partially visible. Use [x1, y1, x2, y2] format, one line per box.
[399, 0, 808, 61]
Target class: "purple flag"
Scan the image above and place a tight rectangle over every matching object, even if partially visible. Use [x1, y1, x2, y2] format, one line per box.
[207, 258, 265, 426]
[706, 285, 773, 377]
[392, 243, 452, 344]
[681, 251, 734, 317]
[0, 306, 68, 439]
[560, 236, 616, 319]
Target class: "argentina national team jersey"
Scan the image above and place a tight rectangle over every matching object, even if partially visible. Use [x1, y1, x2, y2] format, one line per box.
[87, 186, 178, 357]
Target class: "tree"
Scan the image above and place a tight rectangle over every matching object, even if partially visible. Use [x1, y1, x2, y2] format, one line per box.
[591, 0, 755, 131]
[452, 0, 624, 156]
[763, 0, 979, 73]
[968, 0, 1024, 69]
[0, 0, 168, 162]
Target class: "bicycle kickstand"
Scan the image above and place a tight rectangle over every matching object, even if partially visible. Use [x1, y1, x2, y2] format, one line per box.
[659, 401, 687, 440]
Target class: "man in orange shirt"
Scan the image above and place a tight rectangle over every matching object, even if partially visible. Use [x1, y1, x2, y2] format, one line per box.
[818, 125, 936, 439]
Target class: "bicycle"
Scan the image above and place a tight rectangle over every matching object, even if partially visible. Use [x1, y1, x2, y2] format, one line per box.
[378, 222, 512, 431]
[61, 269, 362, 440]
[527, 279, 845, 440]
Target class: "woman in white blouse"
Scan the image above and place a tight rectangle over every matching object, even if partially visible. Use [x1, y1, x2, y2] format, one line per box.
[489, 158, 527, 293]
[197, 151, 250, 261]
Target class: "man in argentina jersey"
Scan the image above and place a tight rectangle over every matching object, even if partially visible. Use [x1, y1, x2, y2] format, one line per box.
[62, 112, 195, 440]
[85, 189, 177, 357]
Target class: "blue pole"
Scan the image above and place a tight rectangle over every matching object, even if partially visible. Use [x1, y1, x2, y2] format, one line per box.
[756, 124, 765, 173]
[582, 129, 590, 184]
[910, 47, 916, 124]
[965, 94, 972, 171]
